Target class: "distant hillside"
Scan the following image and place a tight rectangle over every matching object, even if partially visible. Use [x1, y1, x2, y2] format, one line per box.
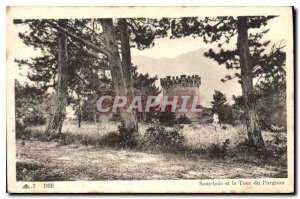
[132, 49, 242, 107]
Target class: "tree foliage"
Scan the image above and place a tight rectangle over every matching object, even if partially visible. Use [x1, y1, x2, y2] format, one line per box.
[211, 91, 234, 125]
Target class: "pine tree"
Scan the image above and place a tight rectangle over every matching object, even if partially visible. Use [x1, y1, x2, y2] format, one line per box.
[170, 16, 282, 148]
[131, 66, 161, 121]
[14, 18, 169, 145]
[14, 19, 110, 134]
[211, 91, 234, 125]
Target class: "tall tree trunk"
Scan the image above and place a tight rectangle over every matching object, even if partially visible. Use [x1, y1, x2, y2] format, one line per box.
[77, 94, 82, 128]
[78, 105, 82, 128]
[119, 18, 139, 131]
[92, 90, 98, 125]
[236, 17, 264, 148]
[93, 111, 97, 125]
[119, 18, 134, 97]
[45, 19, 68, 136]
[101, 19, 138, 146]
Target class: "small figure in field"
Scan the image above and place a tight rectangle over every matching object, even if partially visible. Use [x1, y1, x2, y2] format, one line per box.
[212, 113, 221, 146]
[212, 113, 220, 131]
[213, 113, 219, 124]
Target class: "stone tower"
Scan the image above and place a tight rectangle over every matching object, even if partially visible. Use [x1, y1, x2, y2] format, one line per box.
[160, 75, 201, 119]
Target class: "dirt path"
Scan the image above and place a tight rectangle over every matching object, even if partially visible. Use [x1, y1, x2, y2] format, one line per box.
[16, 140, 283, 181]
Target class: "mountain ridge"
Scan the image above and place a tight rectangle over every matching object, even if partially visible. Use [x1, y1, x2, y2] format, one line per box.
[132, 48, 241, 106]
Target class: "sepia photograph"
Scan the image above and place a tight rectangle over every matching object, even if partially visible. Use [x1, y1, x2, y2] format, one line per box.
[6, 6, 294, 193]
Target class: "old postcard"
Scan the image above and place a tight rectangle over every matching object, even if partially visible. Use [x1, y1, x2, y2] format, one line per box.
[6, 6, 294, 193]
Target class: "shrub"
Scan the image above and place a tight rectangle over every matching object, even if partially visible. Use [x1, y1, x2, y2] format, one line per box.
[208, 139, 230, 159]
[140, 119, 185, 152]
[265, 132, 287, 163]
[117, 122, 138, 148]
[234, 132, 287, 167]
[15, 122, 32, 139]
[236, 139, 264, 159]
[84, 122, 139, 148]
[58, 133, 84, 145]
[15, 121, 23, 139]
[257, 91, 287, 130]
[211, 91, 235, 125]
[177, 114, 192, 124]
[156, 110, 177, 127]
[99, 131, 123, 148]
[23, 112, 47, 125]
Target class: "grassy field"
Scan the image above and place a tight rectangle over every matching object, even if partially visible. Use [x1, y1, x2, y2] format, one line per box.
[27, 121, 276, 149]
[16, 121, 287, 181]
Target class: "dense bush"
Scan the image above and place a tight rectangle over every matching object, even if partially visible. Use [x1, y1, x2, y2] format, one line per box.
[233, 91, 287, 130]
[140, 119, 185, 152]
[15, 122, 32, 139]
[177, 114, 192, 124]
[265, 132, 287, 162]
[208, 139, 230, 159]
[75, 122, 139, 148]
[98, 131, 122, 147]
[23, 112, 47, 125]
[234, 131, 287, 167]
[116, 122, 138, 148]
[147, 111, 191, 126]
[237, 139, 263, 155]
[15, 81, 55, 127]
[211, 91, 235, 125]
[155, 109, 177, 127]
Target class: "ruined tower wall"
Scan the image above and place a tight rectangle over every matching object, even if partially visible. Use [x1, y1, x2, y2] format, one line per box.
[163, 85, 200, 97]
[160, 75, 201, 120]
